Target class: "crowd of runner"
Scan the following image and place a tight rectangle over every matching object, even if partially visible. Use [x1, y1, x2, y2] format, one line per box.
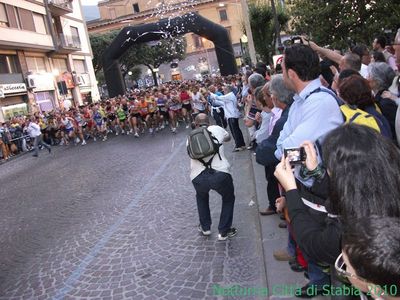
[0, 76, 248, 160]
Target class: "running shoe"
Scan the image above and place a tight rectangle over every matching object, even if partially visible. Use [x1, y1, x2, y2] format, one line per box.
[81, 140, 87, 146]
[217, 228, 238, 241]
[198, 225, 211, 236]
[134, 133, 139, 138]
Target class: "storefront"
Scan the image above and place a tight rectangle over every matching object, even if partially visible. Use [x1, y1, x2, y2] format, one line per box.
[0, 83, 28, 122]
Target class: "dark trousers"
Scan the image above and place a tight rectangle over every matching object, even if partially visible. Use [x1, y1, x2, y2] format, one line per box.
[265, 166, 279, 211]
[212, 108, 227, 128]
[228, 118, 245, 148]
[192, 170, 235, 234]
[33, 134, 51, 156]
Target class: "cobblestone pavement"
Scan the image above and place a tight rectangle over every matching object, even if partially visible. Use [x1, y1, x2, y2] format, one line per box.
[0, 127, 267, 300]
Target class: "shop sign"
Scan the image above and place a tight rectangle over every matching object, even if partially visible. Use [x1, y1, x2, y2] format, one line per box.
[0, 83, 27, 95]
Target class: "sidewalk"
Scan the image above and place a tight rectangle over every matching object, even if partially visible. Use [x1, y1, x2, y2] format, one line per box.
[250, 154, 327, 300]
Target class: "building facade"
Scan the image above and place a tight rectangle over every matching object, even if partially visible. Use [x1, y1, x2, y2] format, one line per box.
[0, 0, 100, 122]
[87, 0, 246, 85]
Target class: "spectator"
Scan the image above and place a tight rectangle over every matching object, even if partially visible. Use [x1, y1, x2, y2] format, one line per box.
[26, 116, 52, 157]
[351, 44, 371, 77]
[338, 74, 392, 138]
[256, 74, 294, 216]
[368, 62, 397, 141]
[371, 50, 386, 63]
[339, 53, 362, 73]
[275, 43, 343, 185]
[372, 35, 398, 73]
[339, 217, 400, 300]
[274, 124, 400, 296]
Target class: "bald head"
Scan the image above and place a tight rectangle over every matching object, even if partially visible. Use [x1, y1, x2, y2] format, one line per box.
[195, 113, 210, 127]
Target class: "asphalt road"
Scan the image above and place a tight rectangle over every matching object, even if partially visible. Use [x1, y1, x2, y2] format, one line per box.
[0, 126, 267, 300]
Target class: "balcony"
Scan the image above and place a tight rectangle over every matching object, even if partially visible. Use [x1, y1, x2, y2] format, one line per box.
[56, 33, 81, 53]
[48, 0, 73, 16]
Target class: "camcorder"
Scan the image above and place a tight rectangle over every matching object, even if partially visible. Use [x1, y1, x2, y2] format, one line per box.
[284, 147, 307, 164]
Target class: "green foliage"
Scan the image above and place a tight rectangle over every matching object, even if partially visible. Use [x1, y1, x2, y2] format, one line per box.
[248, 2, 289, 63]
[291, 0, 400, 49]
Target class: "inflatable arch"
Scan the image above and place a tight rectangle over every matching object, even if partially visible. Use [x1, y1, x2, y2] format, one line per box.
[102, 13, 238, 97]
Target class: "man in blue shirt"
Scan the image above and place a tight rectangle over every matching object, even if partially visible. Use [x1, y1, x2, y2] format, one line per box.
[275, 44, 343, 168]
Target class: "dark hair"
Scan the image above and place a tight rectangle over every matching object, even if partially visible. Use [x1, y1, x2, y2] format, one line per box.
[342, 217, 400, 294]
[284, 44, 320, 81]
[375, 35, 387, 48]
[322, 124, 400, 219]
[371, 50, 386, 63]
[351, 44, 368, 59]
[338, 74, 374, 109]
[320, 59, 335, 87]
[338, 69, 359, 84]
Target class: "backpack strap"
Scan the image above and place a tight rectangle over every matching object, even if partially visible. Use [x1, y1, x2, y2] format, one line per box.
[348, 112, 362, 123]
[304, 87, 343, 106]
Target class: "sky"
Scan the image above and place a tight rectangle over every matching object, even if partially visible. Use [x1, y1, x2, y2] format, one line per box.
[81, 0, 101, 5]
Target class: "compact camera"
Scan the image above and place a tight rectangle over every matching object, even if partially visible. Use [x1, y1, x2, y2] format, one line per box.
[284, 147, 306, 164]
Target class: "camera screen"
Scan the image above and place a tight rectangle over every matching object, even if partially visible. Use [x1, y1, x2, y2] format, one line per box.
[284, 147, 306, 164]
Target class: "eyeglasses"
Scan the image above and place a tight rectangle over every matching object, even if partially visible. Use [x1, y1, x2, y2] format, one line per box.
[335, 253, 367, 282]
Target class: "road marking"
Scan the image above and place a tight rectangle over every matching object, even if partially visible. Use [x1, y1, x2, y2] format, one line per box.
[53, 138, 186, 300]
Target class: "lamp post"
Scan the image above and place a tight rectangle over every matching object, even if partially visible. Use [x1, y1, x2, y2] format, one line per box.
[239, 0, 257, 65]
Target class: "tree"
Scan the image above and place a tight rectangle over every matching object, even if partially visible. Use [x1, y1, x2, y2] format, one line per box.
[291, 0, 400, 50]
[90, 32, 186, 86]
[248, 3, 289, 63]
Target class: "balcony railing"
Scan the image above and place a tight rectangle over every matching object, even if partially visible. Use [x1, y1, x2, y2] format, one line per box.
[48, 0, 73, 16]
[56, 33, 81, 53]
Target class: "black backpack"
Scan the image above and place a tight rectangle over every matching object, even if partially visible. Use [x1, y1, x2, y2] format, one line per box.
[187, 127, 222, 169]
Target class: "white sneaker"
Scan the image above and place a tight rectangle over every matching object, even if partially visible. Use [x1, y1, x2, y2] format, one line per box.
[130, 129, 133, 134]
[161, 125, 165, 129]
[149, 128, 153, 134]
[75, 138, 80, 144]
[122, 130, 125, 135]
[102, 136, 107, 142]
[81, 140, 87, 146]
[93, 137, 97, 142]
[185, 124, 190, 129]
[134, 133, 139, 138]
[172, 127, 176, 133]
[198, 225, 211, 236]
[115, 132, 119, 136]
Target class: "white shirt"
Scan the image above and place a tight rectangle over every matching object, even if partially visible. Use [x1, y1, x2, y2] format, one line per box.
[359, 63, 369, 79]
[255, 111, 272, 144]
[192, 92, 205, 111]
[27, 122, 42, 138]
[211, 92, 241, 119]
[189, 125, 231, 180]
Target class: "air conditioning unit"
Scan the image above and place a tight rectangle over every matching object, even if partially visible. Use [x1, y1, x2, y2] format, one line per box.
[26, 75, 36, 88]
[73, 74, 83, 86]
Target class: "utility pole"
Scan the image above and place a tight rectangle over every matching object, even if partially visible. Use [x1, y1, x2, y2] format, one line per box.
[240, 0, 257, 66]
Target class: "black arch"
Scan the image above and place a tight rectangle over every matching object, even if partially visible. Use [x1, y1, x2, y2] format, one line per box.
[102, 13, 238, 97]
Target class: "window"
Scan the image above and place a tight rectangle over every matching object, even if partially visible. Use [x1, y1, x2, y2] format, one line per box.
[73, 59, 87, 74]
[0, 3, 8, 27]
[132, 3, 140, 13]
[33, 13, 47, 34]
[5, 5, 19, 28]
[17, 8, 35, 31]
[0, 55, 21, 74]
[192, 34, 203, 49]
[26, 56, 47, 73]
[219, 9, 228, 21]
[52, 58, 68, 73]
[70, 26, 81, 47]
[109, 8, 116, 19]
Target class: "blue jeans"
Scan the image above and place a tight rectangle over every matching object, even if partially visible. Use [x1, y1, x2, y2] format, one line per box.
[192, 170, 235, 235]
[308, 261, 330, 286]
[33, 134, 51, 156]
